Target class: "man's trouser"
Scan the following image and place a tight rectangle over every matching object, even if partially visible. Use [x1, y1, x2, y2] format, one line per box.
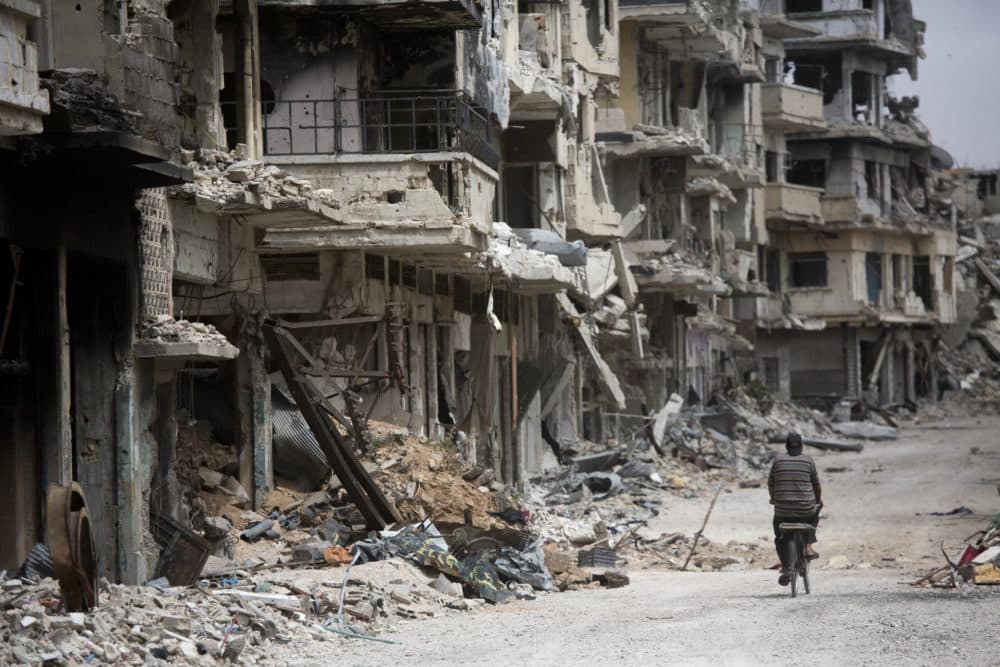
[773, 511, 819, 568]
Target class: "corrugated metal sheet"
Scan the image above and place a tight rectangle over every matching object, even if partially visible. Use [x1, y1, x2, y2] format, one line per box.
[272, 386, 330, 487]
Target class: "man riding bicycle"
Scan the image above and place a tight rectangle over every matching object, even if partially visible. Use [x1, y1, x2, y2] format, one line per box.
[768, 432, 823, 586]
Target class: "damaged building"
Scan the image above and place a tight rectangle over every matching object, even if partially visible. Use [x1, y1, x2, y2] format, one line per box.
[752, 0, 956, 407]
[0, 0, 628, 582]
[0, 0, 960, 590]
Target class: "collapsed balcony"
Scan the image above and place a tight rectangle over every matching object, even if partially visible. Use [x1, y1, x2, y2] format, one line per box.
[247, 91, 499, 169]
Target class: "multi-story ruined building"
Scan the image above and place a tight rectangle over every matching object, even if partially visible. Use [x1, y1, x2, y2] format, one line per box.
[593, 0, 773, 421]
[0, 0, 958, 585]
[1, 0, 628, 581]
[753, 0, 956, 406]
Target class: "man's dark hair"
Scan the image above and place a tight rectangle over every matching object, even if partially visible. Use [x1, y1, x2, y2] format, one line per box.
[785, 432, 803, 451]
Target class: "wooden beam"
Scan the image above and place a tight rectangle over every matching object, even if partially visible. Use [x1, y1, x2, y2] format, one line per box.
[974, 258, 1000, 295]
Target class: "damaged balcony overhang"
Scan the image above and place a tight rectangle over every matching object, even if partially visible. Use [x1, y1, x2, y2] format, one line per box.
[688, 155, 760, 189]
[261, 222, 489, 255]
[484, 224, 579, 295]
[624, 240, 731, 297]
[619, 0, 712, 28]
[759, 15, 823, 40]
[17, 131, 192, 188]
[756, 314, 827, 332]
[597, 130, 708, 159]
[508, 64, 565, 119]
[133, 316, 240, 364]
[176, 188, 342, 229]
[687, 306, 753, 352]
[255, 0, 483, 30]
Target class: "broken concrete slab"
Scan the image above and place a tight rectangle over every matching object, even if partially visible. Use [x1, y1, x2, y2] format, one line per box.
[831, 422, 898, 441]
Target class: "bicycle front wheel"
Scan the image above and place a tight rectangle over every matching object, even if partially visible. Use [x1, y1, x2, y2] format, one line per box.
[803, 561, 811, 595]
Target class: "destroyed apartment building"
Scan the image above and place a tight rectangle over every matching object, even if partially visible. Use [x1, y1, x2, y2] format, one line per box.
[0, 0, 961, 604]
[751, 0, 957, 408]
[0, 0, 628, 584]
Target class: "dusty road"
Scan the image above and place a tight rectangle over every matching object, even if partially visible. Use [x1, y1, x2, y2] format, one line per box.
[275, 418, 1000, 666]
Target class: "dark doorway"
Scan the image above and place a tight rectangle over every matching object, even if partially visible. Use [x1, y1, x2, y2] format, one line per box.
[504, 165, 539, 228]
[913, 256, 932, 311]
[68, 256, 128, 582]
[865, 252, 882, 305]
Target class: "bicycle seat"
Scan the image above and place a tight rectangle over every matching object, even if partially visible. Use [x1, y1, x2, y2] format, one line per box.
[778, 523, 813, 532]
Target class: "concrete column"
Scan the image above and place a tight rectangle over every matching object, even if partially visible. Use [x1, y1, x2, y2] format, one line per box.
[153, 375, 179, 520]
[40, 245, 73, 487]
[407, 319, 425, 436]
[426, 322, 439, 439]
[905, 342, 916, 402]
[236, 315, 272, 508]
[116, 359, 148, 585]
[233, 0, 262, 157]
[844, 325, 861, 398]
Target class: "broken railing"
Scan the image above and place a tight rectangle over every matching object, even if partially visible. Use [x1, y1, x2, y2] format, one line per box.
[248, 90, 499, 169]
[263, 307, 408, 530]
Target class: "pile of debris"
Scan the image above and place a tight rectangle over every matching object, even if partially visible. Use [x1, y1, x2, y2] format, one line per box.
[912, 510, 1000, 588]
[935, 216, 1000, 414]
[174, 146, 321, 213]
[0, 554, 494, 665]
[135, 315, 239, 359]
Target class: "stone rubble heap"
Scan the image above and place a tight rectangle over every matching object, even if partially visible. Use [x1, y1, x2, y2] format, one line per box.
[175, 146, 315, 209]
[139, 315, 233, 348]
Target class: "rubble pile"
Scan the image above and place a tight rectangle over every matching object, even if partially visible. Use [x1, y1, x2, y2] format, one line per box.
[935, 218, 1000, 414]
[0, 557, 481, 665]
[139, 316, 235, 350]
[175, 147, 316, 210]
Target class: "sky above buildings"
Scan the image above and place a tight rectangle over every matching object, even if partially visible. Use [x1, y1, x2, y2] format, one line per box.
[890, 0, 1000, 169]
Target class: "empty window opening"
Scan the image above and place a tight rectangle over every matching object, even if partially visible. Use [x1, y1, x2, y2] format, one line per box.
[261, 253, 321, 281]
[978, 174, 999, 199]
[788, 159, 826, 188]
[862, 0, 874, 10]
[852, 71, 874, 124]
[503, 165, 539, 228]
[763, 357, 781, 394]
[764, 247, 781, 293]
[865, 161, 879, 200]
[789, 252, 828, 288]
[787, 0, 822, 13]
[765, 151, 780, 183]
[891, 254, 903, 291]
[790, 53, 842, 103]
[364, 253, 386, 281]
[913, 256, 932, 311]
[865, 252, 882, 305]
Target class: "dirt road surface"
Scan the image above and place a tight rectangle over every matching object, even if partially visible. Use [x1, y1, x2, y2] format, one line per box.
[273, 418, 1000, 666]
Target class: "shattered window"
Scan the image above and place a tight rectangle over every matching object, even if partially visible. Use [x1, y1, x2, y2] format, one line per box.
[789, 252, 827, 288]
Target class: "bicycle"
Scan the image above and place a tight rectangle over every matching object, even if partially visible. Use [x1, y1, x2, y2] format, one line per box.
[778, 523, 813, 597]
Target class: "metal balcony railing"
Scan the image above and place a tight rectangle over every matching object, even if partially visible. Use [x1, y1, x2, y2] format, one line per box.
[228, 90, 499, 169]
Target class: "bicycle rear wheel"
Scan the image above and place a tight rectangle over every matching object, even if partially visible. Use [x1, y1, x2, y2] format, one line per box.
[784, 539, 798, 598]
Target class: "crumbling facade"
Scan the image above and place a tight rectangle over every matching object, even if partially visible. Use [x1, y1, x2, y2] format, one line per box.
[0, 0, 959, 587]
[753, 0, 956, 406]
